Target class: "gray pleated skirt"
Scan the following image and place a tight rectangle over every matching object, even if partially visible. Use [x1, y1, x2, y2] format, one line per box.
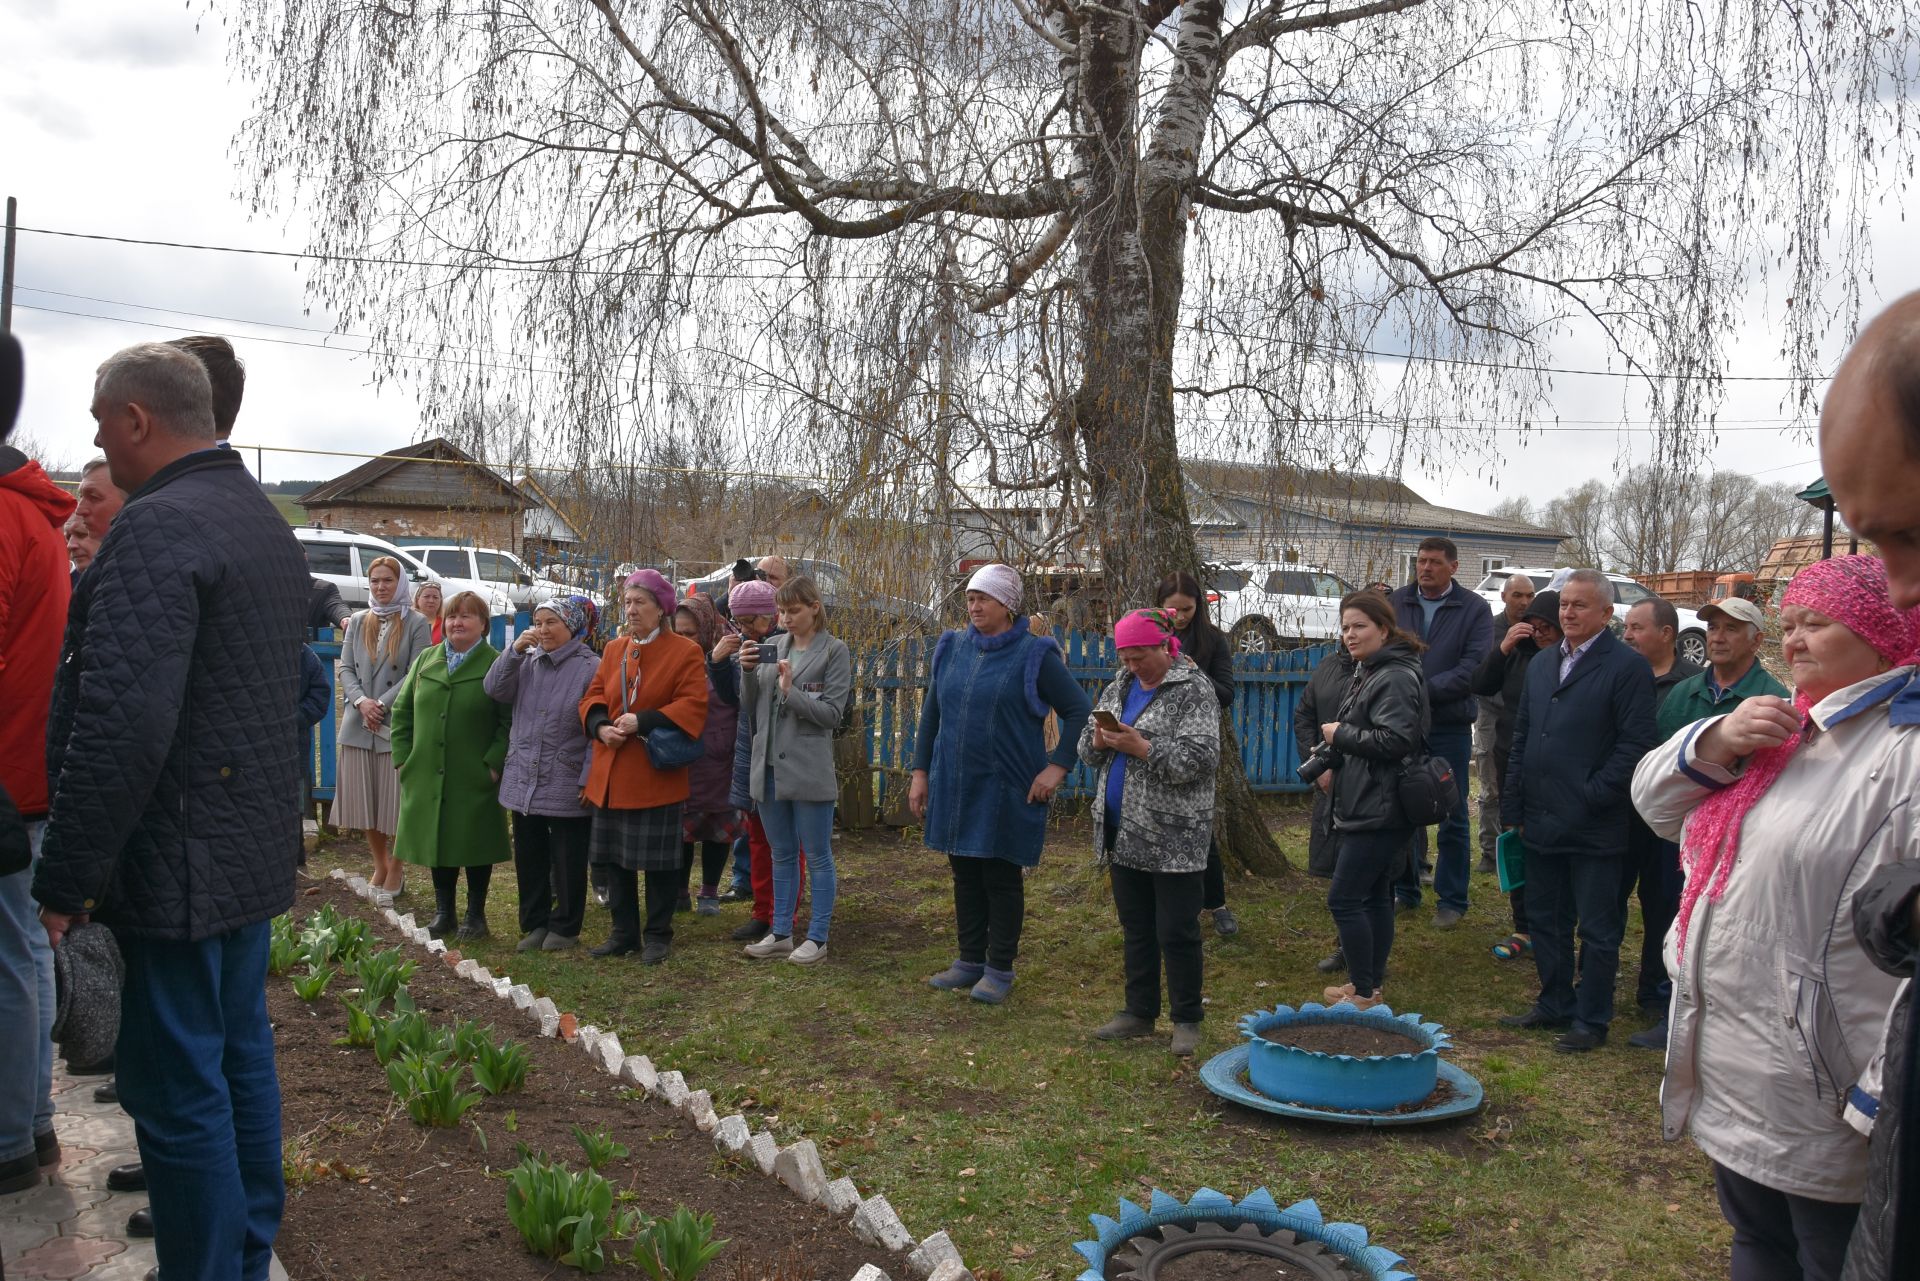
[334, 744, 400, 836]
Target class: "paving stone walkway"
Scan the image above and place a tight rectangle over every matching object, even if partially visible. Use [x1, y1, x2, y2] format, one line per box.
[1, 1063, 287, 1281]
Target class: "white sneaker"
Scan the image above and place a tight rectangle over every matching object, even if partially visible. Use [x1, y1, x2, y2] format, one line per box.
[788, 939, 827, 966]
[744, 934, 794, 959]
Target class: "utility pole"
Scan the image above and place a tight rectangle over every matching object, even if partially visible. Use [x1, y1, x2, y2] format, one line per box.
[2, 197, 16, 335]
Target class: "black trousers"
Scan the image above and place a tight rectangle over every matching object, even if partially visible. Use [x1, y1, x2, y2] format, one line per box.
[1618, 816, 1681, 1010]
[430, 864, 492, 919]
[680, 840, 730, 897]
[605, 867, 680, 945]
[1712, 1163, 1859, 1281]
[1201, 840, 1227, 911]
[1109, 861, 1205, 1024]
[949, 855, 1025, 971]
[512, 812, 591, 939]
[1527, 846, 1625, 1033]
[1327, 825, 1408, 995]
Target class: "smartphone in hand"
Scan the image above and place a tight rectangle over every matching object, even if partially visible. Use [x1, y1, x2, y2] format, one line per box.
[1093, 709, 1124, 733]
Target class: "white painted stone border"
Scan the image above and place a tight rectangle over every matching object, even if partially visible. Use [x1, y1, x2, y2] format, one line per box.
[327, 868, 971, 1281]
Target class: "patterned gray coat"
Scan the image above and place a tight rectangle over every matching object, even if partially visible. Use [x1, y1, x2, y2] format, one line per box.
[1076, 657, 1220, 874]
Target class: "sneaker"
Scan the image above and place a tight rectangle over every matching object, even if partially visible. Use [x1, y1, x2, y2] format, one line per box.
[1322, 983, 1357, 1003]
[731, 918, 770, 943]
[695, 894, 720, 917]
[516, 928, 549, 952]
[1093, 1012, 1155, 1040]
[1347, 990, 1385, 1011]
[1433, 907, 1464, 929]
[789, 939, 828, 966]
[745, 933, 794, 959]
[1170, 1023, 1202, 1058]
[969, 968, 1015, 1004]
[928, 961, 985, 991]
[1210, 906, 1240, 938]
[1315, 946, 1346, 974]
[541, 932, 580, 952]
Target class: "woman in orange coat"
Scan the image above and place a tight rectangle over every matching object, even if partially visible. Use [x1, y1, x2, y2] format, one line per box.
[580, 569, 709, 962]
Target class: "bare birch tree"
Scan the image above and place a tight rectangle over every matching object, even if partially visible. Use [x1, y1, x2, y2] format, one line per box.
[220, 0, 1915, 873]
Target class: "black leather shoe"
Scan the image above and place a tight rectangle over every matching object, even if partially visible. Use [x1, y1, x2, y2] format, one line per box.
[1315, 947, 1346, 974]
[426, 910, 456, 939]
[1499, 1008, 1572, 1031]
[456, 916, 490, 940]
[640, 941, 671, 965]
[1627, 1020, 1669, 1051]
[107, 1162, 147, 1192]
[94, 1079, 119, 1105]
[589, 936, 638, 958]
[1553, 1027, 1608, 1053]
[34, 1129, 60, 1168]
[127, 1205, 154, 1237]
[145, 1268, 159, 1281]
[730, 918, 769, 943]
[0, 1152, 41, 1195]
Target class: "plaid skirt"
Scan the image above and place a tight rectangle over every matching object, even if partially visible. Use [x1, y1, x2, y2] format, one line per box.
[682, 806, 747, 846]
[589, 802, 686, 872]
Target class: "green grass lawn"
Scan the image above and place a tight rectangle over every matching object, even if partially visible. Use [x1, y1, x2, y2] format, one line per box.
[309, 802, 1726, 1280]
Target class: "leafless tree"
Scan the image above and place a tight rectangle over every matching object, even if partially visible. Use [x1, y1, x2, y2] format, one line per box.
[1488, 496, 1536, 526]
[1606, 463, 1697, 575]
[220, 0, 1916, 873]
[1543, 480, 1612, 568]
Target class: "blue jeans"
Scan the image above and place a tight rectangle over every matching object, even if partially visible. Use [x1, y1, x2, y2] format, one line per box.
[729, 833, 752, 893]
[0, 822, 55, 1163]
[117, 919, 284, 1281]
[758, 788, 837, 944]
[1394, 723, 1473, 913]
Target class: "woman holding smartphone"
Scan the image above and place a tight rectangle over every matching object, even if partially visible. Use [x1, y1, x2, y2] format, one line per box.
[739, 575, 851, 965]
[1155, 571, 1238, 937]
[910, 564, 1091, 1004]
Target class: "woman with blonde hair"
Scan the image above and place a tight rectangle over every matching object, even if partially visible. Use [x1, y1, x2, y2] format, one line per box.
[334, 555, 431, 898]
[413, 579, 444, 646]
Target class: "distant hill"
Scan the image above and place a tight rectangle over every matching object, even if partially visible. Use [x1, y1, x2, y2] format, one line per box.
[270, 494, 307, 525]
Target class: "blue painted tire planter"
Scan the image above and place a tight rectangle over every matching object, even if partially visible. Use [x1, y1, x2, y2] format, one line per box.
[1072, 1187, 1416, 1281]
[1239, 1003, 1450, 1111]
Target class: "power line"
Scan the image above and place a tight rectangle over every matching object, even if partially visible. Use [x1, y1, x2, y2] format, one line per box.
[21, 221, 1837, 384]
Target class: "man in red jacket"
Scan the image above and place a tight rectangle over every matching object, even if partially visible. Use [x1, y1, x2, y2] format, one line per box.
[0, 332, 76, 1195]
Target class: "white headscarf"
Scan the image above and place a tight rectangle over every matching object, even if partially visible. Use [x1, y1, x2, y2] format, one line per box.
[365, 558, 414, 618]
[965, 563, 1024, 615]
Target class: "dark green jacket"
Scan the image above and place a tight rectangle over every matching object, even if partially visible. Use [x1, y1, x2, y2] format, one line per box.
[1656, 659, 1790, 741]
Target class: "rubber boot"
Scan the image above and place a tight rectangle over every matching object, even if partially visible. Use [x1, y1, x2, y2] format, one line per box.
[427, 879, 457, 939]
[969, 966, 1015, 1005]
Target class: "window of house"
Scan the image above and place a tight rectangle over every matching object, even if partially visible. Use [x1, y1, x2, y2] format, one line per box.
[1400, 552, 1420, 584]
[1481, 556, 1511, 577]
[425, 549, 469, 576]
[303, 543, 352, 577]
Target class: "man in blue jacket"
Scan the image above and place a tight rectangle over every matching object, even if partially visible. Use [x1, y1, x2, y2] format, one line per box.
[1499, 569, 1657, 1052]
[36, 342, 307, 1281]
[1388, 537, 1493, 926]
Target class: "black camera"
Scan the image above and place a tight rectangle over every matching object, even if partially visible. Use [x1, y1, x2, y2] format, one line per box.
[1297, 741, 1341, 784]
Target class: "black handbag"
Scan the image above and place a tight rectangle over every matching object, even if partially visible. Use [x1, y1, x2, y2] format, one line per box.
[1397, 754, 1459, 828]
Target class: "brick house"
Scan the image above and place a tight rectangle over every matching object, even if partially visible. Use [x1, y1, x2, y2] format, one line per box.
[299, 438, 531, 552]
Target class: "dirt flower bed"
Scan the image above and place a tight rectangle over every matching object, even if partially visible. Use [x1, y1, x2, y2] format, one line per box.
[270, 878, 902, 1280]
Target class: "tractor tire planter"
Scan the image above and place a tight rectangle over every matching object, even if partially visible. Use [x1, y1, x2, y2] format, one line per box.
[1071, 1187, 1415, 1281]
[1240, 1003, 1449, 1112]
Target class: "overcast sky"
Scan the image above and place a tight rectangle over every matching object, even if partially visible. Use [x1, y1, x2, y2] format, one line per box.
[2, 0, 1884, 517]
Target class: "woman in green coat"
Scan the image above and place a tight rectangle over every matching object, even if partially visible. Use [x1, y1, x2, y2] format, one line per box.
[392, 590, 513, 939]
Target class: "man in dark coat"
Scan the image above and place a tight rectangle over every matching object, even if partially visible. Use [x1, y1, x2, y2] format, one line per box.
[1388, 536, 1493, 926]
[36, 342, 307, 1280]
[1498, 569, 1657, 1052]
[1819, 291, 1920, 1280]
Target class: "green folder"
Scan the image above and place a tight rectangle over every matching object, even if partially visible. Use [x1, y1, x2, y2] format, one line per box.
[1496, 829, 1526, 894]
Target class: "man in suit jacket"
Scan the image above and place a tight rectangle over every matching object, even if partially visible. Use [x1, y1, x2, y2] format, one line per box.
[1499, 569, 1657, 1052]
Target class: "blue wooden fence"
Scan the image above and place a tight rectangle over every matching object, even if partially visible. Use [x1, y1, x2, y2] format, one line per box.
[304, 620, 1335, 818]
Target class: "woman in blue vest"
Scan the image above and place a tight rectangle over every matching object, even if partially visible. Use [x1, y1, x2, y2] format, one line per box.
[909, 564, 1092, 1004]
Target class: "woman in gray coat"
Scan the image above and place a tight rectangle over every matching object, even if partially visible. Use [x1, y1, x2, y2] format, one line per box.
[334, 555, 431, 898]
[1077, 608, 1222, 1059]
[485, 597, 598, 952]
[739, 575, 852, 966]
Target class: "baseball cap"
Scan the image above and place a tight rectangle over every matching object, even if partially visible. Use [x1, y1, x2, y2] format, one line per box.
[1698, 597, 1766, 630]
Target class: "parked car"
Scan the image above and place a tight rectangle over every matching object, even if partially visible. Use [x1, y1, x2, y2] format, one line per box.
[295, 526, 509, 618]
[1206, 562, 1355, 652]
[398, 543, 570, 610]
[682, 557, 938, 636]
[1473, 566, 1708, 666]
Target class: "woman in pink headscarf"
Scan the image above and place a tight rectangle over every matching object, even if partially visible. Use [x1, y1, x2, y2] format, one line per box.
[1632, 555, 1920, 1281]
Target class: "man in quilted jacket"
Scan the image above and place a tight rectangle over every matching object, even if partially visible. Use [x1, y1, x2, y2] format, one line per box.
[36, 342, 307, 1281]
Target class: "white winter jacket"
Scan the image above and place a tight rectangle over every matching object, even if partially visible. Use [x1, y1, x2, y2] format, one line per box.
[1631, 666, 1920, 1201]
